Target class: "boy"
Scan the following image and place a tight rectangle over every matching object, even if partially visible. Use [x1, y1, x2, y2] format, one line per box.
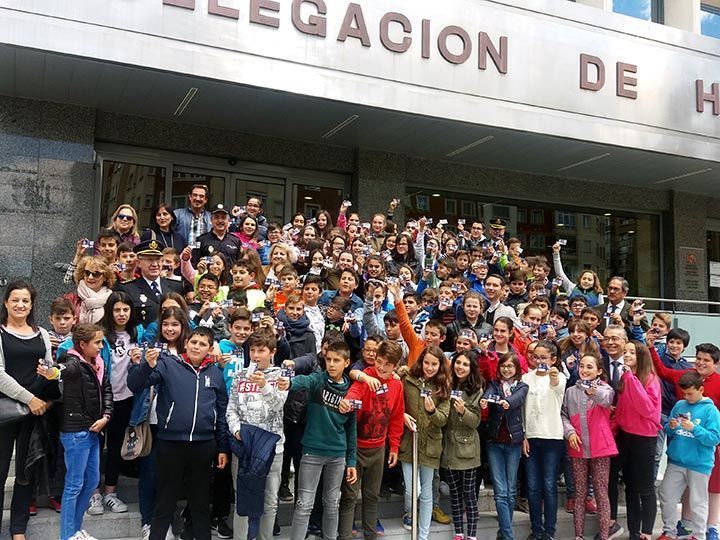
[127, 327, 229, 540]
[421, 288, 438, 310]
[226, 330, 288, 540]
[351, 335, 382, 372]
[279, 294, 317, 358]
[48, 297, 77, 355]
[160, 248, 180, 281]
[278, 341, 358, 540]
[659, 371, 720, 540]
[506, 270, 529, 312]
[188, 274, 228, 341]
[401, 293, 428, 336]
[115, 242, 138, 283]
[230, 260, 266, 311]
[267, 264, 301, 313]
[302, 275, 325, 353]
[548, 306, 570, 340]
[338, 340, 405, 540]
[218, 309, 254, 392]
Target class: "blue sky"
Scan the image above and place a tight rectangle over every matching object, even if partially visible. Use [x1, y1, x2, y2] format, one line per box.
[612, 0, 652, 20]
[701, 7, 720, 38]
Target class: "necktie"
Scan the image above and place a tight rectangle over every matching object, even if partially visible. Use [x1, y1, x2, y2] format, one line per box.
[611, 360, 621, 388]
[610, 305, 618, 314]
[151, 281, 161, 299]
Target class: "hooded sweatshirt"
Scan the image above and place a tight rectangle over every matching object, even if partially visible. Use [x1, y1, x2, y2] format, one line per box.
[666, 396, 720, 475]
[289, 371, 357, 467]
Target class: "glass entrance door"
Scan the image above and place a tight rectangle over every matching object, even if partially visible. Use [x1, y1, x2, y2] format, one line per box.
[231, 174, 286, 225]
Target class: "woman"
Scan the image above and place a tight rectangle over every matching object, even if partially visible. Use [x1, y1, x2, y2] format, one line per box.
[0, 280, 56, 540]
[386, 232, 424, 279]
[73, 256, 116, 324]
[104, 204, 141, 246]
[231, 215, 260, 251]
[141, 203, 185, 251]
[264, 243, 297, 279]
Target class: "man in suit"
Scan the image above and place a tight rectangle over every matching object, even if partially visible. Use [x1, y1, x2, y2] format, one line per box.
[594, 276, 649, 335]
[117, 239, 184, 327]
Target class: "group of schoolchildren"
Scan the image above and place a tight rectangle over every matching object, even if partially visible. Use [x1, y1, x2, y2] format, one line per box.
[9, 194, 720, 540]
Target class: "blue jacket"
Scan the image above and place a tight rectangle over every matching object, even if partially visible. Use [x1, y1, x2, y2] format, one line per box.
[231, 424, 280, 518]
[318, 290, 363, 313]
[666, 397, 720, 475]
[484, 380, 529, 444]
[174, 207, 211, 245]
[127, 352, 229, 452]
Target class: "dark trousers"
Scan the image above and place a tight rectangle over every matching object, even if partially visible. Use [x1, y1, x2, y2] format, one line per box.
[610, 430, 657, 535]
[138, 426, 158, 527]
[105, 397, 133, 487]
[211, 453, 233, 519]
[280, 419, 304, 496]
[0, 417, 36, 535]
[149, 439, 216, 540]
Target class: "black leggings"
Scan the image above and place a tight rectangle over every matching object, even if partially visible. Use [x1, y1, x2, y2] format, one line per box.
[0, 417, 36, 535]
[104, 397, 133, 487]
[610, 430, 657, 535]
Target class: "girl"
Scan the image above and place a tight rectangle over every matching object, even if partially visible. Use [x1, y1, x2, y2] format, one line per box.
[232, 215, 260, 251]
[480, 352, 529, 540]
[479, 317, 529, 381]
[131, 307, 190, 539]
[441, 350, 483, 540]
[559, 319, 600, 387]
[180, 249, 230, 302]
[522, 340, 566, 540]
[561, 353, 616, 540]
[39, 323, 113, 540]
[87, 292, 145, 515]
[552, 243, 604, 306]
[399, 345, 451, 540]
[612, 341, 661, 540]
[314, 209, 333, 239]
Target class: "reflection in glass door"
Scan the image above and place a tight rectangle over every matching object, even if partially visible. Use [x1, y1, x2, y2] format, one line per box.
[294, 184, 345, 223]
[232, 174, 285, 225]
[100, 161, 166, 229]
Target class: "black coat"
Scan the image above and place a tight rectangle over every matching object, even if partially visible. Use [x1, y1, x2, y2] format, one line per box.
[58, 352, 113, 433]
[117, 277, 184, 327]
[484, 380, 528, 444]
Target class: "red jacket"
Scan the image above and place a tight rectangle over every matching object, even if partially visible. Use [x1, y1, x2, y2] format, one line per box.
[651, 346, 720, 409]
[346, 366, 405, 453]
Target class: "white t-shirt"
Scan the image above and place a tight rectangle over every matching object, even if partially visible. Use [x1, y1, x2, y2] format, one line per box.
[111, 331, 134, 401]
[522, 370, 566, 440]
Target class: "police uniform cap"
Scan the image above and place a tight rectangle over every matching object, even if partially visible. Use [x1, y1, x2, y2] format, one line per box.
[134, 239, 163, 257]
[490, 218, 507, 230]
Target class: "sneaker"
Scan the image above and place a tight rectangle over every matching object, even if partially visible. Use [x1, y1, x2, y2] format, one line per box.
[708, 529, 719, 540]
[376, 519, 385, 536]
[351, 523, 361, 538]
[516, 497, 529, 513]
[103, 493, 128, 513]
[453, 535, 465, 540]
[677, 522, 693, 537]
[585, 497, 598, 515]
[80, 530, 99, 540]
[49, 496, 62, 513]
[29, 502, 37, 516]
[657, 533, 676, 540]
[214, 517, 232, 539]
[565, 498, 575, 513]
[166, 528, 177, 540]
[608, 522, 624, 540]
[402, 513, 412, 530]
[432, 506, 452, 524]
[306, 523, 322, 538]
[142, 524, 151, 540]
[273, 518, 281, 537]
[86, 493, 104, 515]
[278, 484, 294, 502]
[69, 533, 86, 540]
[439, 481, 450, 496]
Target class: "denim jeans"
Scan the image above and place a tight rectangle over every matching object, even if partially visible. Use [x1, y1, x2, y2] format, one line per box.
[290, 454, 345, 540]
[138, 425, 158, 526]
[233, 451, 282, 540]
[59, 431, 101, 540]
[487, 442, 522, 540]
[401, 462, 434, 540]
[525, 438, 564, 538]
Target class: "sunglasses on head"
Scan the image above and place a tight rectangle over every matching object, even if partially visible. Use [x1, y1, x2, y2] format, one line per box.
[84, 269, 104, 279]
[116, 213, 134, 221]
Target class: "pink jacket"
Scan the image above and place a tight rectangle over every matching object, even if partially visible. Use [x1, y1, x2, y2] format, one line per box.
[561, 380, 618, 459]
[614, 371, 662, 437]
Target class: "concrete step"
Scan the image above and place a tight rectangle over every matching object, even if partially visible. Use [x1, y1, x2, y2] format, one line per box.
[4, 477, 140, 510]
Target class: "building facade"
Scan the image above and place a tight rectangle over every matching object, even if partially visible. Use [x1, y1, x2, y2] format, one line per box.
[0, 0, 718, 309]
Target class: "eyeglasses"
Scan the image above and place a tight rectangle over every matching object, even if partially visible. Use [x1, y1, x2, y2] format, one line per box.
[84, 270, 104, 279]
[531, 354, 552, 361]
[499, 365, 515, 370]
[247, 202, 261, 208]
[363, 348, 378, 355]
[116, 214, 134, 221]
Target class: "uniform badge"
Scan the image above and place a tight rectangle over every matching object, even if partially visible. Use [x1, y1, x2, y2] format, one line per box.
[149, 240, 158, 250]
[208, 246, 215, 253]
[139, 294, 148, 304]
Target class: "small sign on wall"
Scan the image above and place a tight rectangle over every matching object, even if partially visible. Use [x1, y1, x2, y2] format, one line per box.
[678, 247, 706, 293]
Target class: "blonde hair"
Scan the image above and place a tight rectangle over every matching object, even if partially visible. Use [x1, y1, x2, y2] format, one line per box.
[74, 256, 116, 288]
[652, 312, 672, 328]
[107, 204, 140, 239]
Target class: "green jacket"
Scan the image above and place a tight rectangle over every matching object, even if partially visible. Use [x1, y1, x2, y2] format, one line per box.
[398, 374, 450, 469]
[440, 387, 482, 470]
[289, 371, 357, 467]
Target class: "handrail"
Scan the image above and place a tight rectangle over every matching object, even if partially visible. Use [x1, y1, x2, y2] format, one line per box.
[626, 296, 720, 307]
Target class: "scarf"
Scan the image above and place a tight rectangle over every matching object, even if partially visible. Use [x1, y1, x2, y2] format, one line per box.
[277, 311, 311, 339]
[501, 379, 517, 398]
[76, 281, 112, 324]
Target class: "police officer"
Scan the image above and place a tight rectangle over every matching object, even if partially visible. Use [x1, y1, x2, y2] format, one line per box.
[116, 240, 183, 327]
[192, 203, 242, 265]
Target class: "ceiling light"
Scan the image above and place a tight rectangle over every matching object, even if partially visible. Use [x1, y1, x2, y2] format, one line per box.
[304, 196, 313, 200]
[655, 168, 713, 184]
[432, 193, 441, 197]
[604, 213, 612, 217]
[627, 230, 635, 234]
[173, 87, 198, 117]
[557, 223, 564, 227]
[556, 153, 611, 172]
[322, 114, 359, 139]
[446, 135, 495, 158]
